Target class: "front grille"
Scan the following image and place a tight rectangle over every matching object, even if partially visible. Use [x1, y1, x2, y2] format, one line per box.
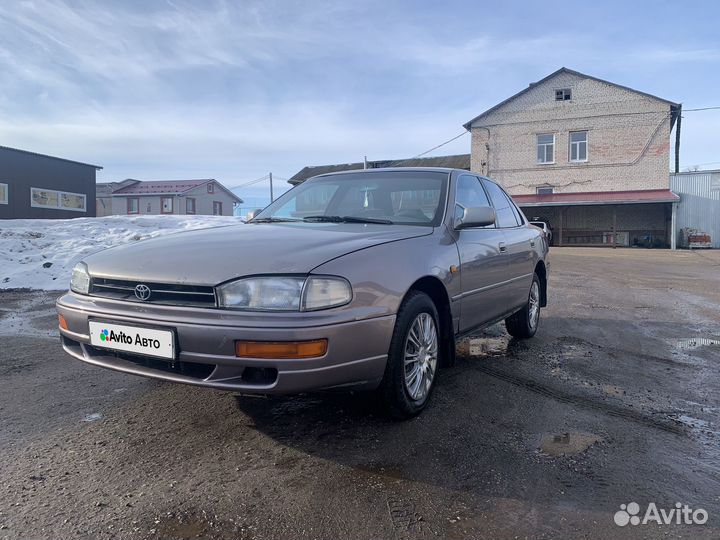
[90, 277, 216, 308]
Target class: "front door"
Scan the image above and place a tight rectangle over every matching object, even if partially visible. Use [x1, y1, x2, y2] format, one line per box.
[454, 174, 509, 333]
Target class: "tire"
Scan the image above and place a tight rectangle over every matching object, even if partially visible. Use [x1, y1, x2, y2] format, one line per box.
[379, 291, 441, 419]
[505, 273, 541, 339]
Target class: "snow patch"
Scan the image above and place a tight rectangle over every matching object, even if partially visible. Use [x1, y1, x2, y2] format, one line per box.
[0, 215, 242, 290]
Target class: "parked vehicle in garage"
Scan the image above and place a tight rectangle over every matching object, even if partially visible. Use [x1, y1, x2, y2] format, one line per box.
[56, 168, 549, 418]
[529, 219, 553, 244]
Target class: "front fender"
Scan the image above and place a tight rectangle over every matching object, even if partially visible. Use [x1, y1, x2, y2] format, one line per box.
[310, 227, 460, 319]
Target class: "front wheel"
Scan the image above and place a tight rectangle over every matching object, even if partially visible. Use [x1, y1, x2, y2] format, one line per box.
[505, 273, 541, 339]
[379, 291, 441, 419]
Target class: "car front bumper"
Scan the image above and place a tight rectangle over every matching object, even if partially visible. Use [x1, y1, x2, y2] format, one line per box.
[56, 292, 394, 394]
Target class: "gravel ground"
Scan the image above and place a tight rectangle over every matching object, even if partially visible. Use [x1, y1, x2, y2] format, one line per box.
[1, 247, 719, 539]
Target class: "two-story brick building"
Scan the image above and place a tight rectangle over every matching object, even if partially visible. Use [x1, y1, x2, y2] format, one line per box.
[465, 68, 681, 248]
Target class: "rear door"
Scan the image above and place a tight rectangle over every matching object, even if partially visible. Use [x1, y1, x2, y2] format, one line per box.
[453, 174, 508, 332]
[482, 179, 536, 312]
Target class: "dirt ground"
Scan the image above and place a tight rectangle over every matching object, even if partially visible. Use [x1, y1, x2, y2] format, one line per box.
[1, 247, 719, 539]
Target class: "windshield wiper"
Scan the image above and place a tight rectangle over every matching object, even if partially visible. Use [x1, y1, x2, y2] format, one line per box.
[250, 217, 302, 223]
[303, 215, 394, 225]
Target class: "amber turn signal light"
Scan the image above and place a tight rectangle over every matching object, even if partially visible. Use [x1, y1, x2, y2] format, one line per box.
[58, 314, 68, 330]
[235, 339, 328, 359]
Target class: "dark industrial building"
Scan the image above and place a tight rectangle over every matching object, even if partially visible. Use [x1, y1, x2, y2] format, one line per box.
[0, 145, 102, 219]
[288, 154, 471, 185]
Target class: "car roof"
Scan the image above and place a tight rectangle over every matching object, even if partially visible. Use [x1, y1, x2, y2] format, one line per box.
[312, 167, 462, 179]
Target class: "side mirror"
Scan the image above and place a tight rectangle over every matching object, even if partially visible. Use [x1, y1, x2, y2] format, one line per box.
[247, 208, 264, 220]
[455, 206, 496, 230]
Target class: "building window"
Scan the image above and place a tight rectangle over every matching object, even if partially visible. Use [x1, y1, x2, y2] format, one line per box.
[555, 88, 572, 101]
[0, 183, 7, 204]
[186, 197, 196, 214]
[213, 201, 222, 215]
[127, 197, 139, 214]
[31, 188, 59, 209]
[60, 192, 86, 211]
[30, 187, 86, 212]
[207, 183, 214, 194]
[569, 130, 588, 162]
[161, 197, 173, 214]
[536, 186, 554, 195]
[537, 134, 555, 164]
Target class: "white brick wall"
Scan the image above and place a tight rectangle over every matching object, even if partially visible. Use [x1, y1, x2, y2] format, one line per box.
[469, 71, 674, 195]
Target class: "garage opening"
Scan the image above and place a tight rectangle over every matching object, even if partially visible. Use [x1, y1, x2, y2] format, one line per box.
[514, 189, 680, 248]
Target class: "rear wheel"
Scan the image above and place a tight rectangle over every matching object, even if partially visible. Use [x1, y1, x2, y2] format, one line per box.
[379, 291, 440, 419]
[505, 273, 541, 339]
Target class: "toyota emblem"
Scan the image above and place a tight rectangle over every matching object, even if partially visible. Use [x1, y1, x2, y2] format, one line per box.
[134, 284, 152, 301]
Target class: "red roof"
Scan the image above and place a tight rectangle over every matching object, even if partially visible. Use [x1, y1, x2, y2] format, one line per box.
[513, 189, 680, 207]
[112, 179, 212, 195]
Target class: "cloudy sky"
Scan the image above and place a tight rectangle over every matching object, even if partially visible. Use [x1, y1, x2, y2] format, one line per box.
[1, 0, 719, 204]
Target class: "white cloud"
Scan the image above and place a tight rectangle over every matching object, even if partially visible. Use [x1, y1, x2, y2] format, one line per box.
[0, 0, 718, 184]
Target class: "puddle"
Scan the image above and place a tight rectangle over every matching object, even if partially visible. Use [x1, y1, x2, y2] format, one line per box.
[539, 432, 601, 456]
[602, 385, 625, 397]
[674, 338, 720, 350]
[152, 510, 242, 539]
[672, 415, 709, 430]
[462, 336, 510, 357]
[0, 291, 60, 338]
[354, 462, 406, 480]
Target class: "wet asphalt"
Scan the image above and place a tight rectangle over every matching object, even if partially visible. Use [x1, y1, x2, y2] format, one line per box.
[0, 247, 719, 539]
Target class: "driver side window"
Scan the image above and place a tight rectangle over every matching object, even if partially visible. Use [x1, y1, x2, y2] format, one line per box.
[455, 175, 494, 227]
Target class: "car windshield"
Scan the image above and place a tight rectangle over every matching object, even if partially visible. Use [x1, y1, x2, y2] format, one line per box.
[252, 171, 449, 227]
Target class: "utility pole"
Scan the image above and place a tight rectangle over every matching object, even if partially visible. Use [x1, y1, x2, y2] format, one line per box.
[674, 104, 682, 174]
[269, 172, 274, 202]
[364, 156, 367, 170]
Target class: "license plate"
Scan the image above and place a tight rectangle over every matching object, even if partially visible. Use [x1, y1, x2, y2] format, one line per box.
[89, 320, 175, 360]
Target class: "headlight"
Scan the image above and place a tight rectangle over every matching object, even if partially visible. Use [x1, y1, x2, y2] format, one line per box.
[217, 276, 352, 311]
[70, 262, 90, 294]
[301, 277, 352, 311]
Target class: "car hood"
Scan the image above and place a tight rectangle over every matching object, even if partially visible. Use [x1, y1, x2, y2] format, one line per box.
[84, 222, 432, 285]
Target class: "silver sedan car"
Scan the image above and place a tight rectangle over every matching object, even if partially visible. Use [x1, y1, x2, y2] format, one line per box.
[56, 168, 548, 418]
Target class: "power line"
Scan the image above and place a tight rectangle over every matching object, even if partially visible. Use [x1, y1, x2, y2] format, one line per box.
[412, 131, 468, 159]
[679, 160, 720, 168]
[683, 106, 720, 112]
[226, 174, 270, 190]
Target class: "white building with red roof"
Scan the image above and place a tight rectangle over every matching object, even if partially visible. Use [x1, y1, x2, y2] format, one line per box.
[96, 179, 242, 217]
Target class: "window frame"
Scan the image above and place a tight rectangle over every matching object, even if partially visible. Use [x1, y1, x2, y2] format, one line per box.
[186, 197, 196, 214]
[161, 197, 174, 214]
[0, 182, 7, 204]
[536, 133, 555, 165]
[127, 197, 139, 214]
[555, 88, 572, 101]
[569, 130, 588, 162]
[213, 201, 223, 215]
[30, 187, 86, 212]
[207, 183, 214, 194]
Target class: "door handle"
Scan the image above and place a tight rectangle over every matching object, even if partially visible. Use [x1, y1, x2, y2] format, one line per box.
[499, 242, 507, 253]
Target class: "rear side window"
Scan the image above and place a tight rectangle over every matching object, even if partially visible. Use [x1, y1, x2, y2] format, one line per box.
[482, 180, 520, 228]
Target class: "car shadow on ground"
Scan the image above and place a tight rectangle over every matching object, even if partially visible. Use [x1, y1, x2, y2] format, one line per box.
[232, 319, 720, 516]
